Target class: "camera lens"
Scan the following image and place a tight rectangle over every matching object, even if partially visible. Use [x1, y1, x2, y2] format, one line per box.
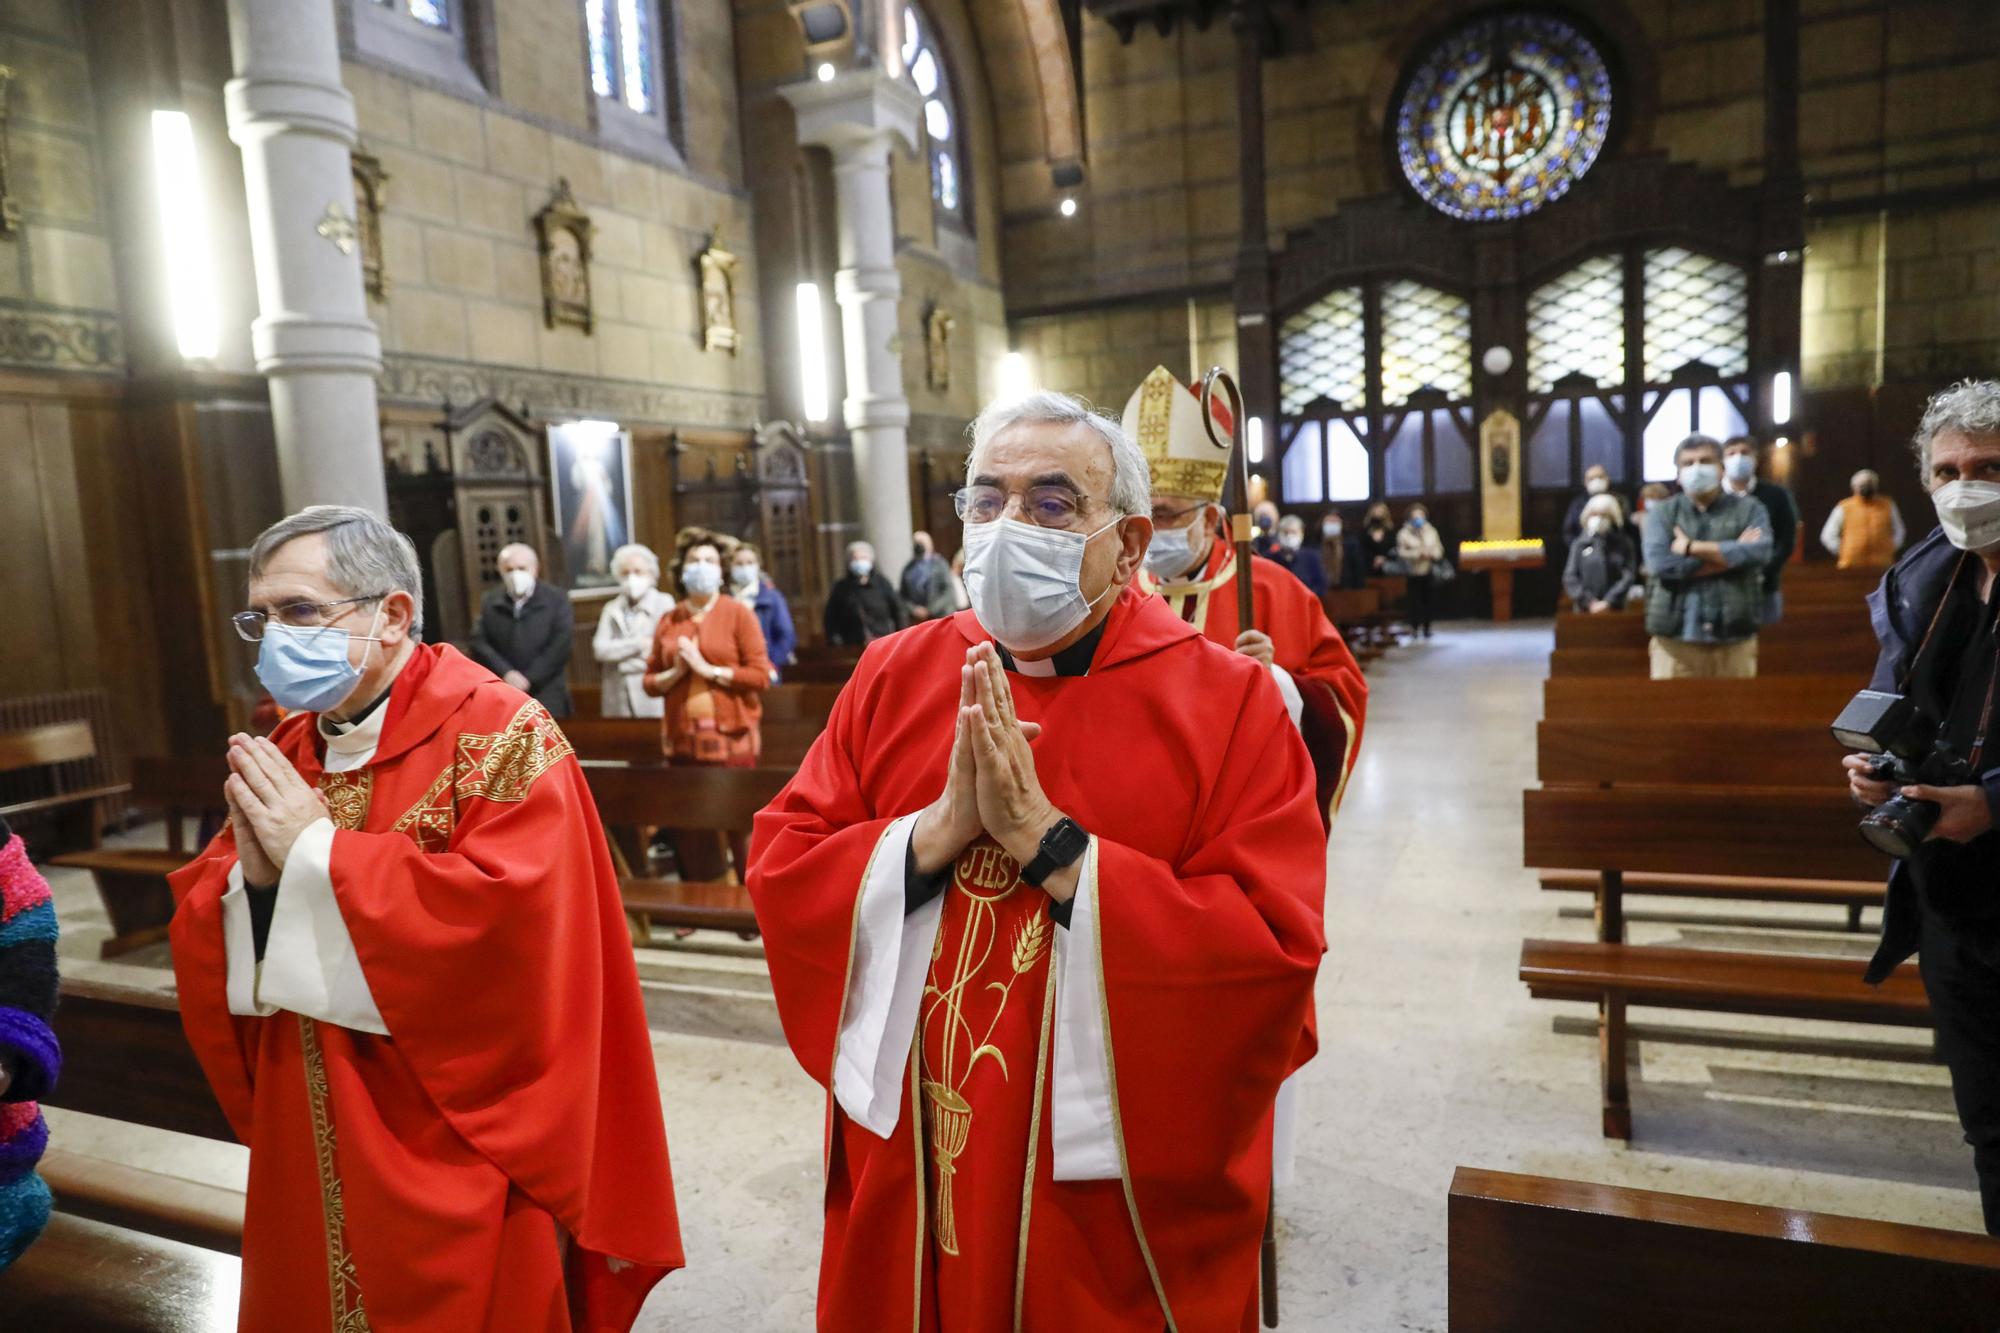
[1858, 794, 1939, 860]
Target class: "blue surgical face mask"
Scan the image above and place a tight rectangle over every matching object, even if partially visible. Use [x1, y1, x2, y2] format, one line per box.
[1679, 461, 1720, 495]
[255, 609, 384, 714]
[683, 562, 723, 597]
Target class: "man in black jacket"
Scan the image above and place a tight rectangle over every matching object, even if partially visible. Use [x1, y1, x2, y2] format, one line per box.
[1722, 434, 1801, 623]
[1842, 379, 2000, 1232]
[469, 543, 574, 716]
[823, 540, 907, 645]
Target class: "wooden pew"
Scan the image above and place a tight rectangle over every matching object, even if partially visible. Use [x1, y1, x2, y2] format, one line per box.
[561, 716, 825, 769]
[1538, 718, 1835, 789]
[2, 1212, 241, 1331]
[1549, 631, 1879, 677]
[581, 762, 792, 940]
[1542, 674, 1859, 724]
[1448, 1166, 2000, 1330]
[1554, 607, 1872, 651]
[50, 756, 225, 958]
[0, 721, 129, 857]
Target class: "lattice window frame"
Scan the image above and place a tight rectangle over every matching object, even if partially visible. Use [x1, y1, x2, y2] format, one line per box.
[1642, 245, 1750, 384]
[1527, 253, 1624, 393]
[1278, 286, 1366, 416]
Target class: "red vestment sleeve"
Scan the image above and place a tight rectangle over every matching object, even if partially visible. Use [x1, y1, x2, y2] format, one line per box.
[167, 834, 262, 1142]
[326, 755, 683, 1307]
[1260, 563, 1369, 823]
[746, 650, 902, 1089]
[1091, 672, 1326, 1328]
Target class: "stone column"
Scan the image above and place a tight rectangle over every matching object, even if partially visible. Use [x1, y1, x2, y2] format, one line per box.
[224, 0, 386, 513]
[781, 70, 923, 583]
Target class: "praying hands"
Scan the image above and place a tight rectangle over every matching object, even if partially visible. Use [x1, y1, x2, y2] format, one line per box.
[224, 734, 329, 879]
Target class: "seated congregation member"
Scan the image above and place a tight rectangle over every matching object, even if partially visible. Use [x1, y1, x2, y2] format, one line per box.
[170, 505, 680, 1330]
[731, 542, 797, 682]
[748, 390, 1328, 1330]
[822, 540, 907, 645]
[1562, 493, 1637, 612]
[1129, 365, 1368, 823]
[1640, 434, 1771, 679]
[593, 543, 674, 718]
[470, 542, 575, 718]
[1360, 501, 1397, 575]
[1841, 379, 2000, 1234]
[1396, 504, 1447, 639]
[0, 814, 56, 1272]
[1722, 434, 1800, 624]
[1269, 513, 1329, 597]
[1822, 468, 1908, 570]
[1321, 509, 1365, 590]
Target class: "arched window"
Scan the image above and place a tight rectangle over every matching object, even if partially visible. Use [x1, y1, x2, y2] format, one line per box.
[585, 0, 677, 150]
[902, 5, 963, 218]
[1277, 278, 1475, 504]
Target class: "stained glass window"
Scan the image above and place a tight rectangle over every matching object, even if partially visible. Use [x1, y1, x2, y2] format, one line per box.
[1278, 287, 1364, 415]
[383, 0, 450, 28]
[903, 6, 964, 218]
[1528, 254, 1623, 392]
[1380, 280, 1472, 404]
[585, 0, 657, 116]
[1394, 12, 1614, 222]
[1642, 246, 1748, 382]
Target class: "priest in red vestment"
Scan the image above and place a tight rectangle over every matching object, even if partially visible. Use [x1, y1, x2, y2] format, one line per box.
[168, 506, 681, 1332]
[1124, 366, 1368, 825]
[748, 392, 1327, 1331]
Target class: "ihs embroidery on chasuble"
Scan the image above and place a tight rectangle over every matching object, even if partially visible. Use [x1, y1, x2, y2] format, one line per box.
[919, 838, 1052, 1256]
[389, 700, 575, 852]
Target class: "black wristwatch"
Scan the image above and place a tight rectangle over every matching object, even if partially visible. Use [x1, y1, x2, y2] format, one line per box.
[1021, 817, 1089, 888]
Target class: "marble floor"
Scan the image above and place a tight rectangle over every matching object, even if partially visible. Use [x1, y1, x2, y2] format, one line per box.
[40, 620, 1982, 1330]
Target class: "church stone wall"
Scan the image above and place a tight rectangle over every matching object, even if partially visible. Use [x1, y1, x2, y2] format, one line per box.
[1013, 297, 1236, 419]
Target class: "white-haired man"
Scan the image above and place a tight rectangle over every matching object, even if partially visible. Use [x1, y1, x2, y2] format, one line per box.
[748, 393, 1326, 1329]
[470, 542, 576, 717]
[1843, 380, 2000, 1234]
[1822, 467, 1908, 570]
[168, 506, 681, 1329]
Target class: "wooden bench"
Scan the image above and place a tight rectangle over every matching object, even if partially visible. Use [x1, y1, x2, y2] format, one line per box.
[560, 715, 826, 770]
[1554, 607, 1874, 651]
[1538, 718, 1837, 789]
[1, 1212, 241, 1330]
[1522, 938, 1927, 1139]
[1542, 674, 1859, 724]
[1549, 632, 1878, 677]
[1448, 1166, 2000, 1330]
[0, 721, 128, 857]
[48, 756, 227, 959]
[581, 762, 793, 940]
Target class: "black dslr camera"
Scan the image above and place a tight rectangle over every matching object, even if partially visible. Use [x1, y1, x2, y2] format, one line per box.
[1830, 689, 1974, 859]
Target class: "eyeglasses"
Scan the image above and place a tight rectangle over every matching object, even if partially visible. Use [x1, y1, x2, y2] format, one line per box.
[1149, 501, 1205, 528]
[231, 594, 387, 642]
[953, 485, 1095, 528]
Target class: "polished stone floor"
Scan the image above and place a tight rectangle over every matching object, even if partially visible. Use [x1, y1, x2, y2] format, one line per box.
[41, 620, 1981, 1330]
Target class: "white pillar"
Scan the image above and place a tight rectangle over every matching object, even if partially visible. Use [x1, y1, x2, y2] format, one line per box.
[224, 0, 386, 514]
[780, 70, 923, 584]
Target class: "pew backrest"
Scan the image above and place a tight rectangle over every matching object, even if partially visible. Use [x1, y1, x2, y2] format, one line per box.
[581, 761, 792, 835]
[49, 978, 233, 1143]
[1537, 719, 1837, 788]
[1523, 785, 1870, 882]
[1549, 632, 1878, 677]
[1542, 675, 1860, 723]
[1554, 608, 1872, 651]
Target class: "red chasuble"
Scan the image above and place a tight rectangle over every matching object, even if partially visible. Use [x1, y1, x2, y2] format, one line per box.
[1142, 544, 1368, 826]
[749, 587, 1326, 1332]
[168, 644, 682, 1332]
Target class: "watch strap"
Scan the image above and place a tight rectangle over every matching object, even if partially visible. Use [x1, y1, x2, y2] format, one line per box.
[1021, 817, 1087, 887]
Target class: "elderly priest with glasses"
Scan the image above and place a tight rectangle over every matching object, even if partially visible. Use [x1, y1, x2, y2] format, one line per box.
[168, 505, 681, 1332]
[748, 392, 1328, 1331]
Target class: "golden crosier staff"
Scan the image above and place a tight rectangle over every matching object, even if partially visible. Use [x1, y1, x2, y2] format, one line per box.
[1197, 366, 1255, 635]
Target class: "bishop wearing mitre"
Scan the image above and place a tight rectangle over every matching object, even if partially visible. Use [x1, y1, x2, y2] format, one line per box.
[1126, 366, 1369, 824]
[168, 506, 681, 1331]
[748, 391, 1327, 1330]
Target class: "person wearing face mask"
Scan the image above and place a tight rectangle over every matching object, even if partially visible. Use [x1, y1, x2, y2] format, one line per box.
[898, 530, 958, 622]
[1361, 501, 1398, 575]
[1561, 493, 1637, 613]
[1720, 434, 1800, 624]
[1266, 513, 1329, 596]
[169, 506, 682, 1329]
[1250, 499, 1282, 558]
[1320, 510, 1365, 590]
[1841, 379, 2000, 1235]
[469, 542, 575, 717]
[1638, 434, 1773, 678]
[645, 530, 773, 768]
[823, 539, 910, 646]
[1822, 468, 1909, 570]
[592, 543, 674, 717]
[1396, 504, 1448, 639]
[730, 541, 797, 683]
[748, 389, 1330, 1331]
[1561, 464, 1623, 554]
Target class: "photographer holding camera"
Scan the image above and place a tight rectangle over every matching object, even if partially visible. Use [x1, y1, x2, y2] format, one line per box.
[1842, 379, 2000, 1233]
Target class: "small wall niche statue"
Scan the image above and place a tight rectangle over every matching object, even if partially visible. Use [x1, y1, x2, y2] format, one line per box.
[698, 227, 740, 354]
[535, 179, 596, 333]
[351, 149, 389, 302]
[924, 303, 954, 393]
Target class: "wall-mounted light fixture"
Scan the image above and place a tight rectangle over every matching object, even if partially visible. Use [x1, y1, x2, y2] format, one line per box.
[151, 110, 218, 360]
[997, 351, 1033, 399]
[1247, 416, 1265, 465]
[795, 282, 829, 422]
[1771, 370, 1793, 427]
[1058, 197, 1077, 218]
[815, 62, 835, 82]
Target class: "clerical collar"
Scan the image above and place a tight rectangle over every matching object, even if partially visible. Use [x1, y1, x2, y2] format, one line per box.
[994, 618, 1107, 678]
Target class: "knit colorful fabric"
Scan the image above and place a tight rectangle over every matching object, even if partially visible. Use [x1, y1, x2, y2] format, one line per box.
[0, 832, 56, 1271]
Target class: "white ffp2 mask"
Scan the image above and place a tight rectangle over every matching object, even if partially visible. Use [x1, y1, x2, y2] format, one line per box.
[1144, 521, 1206, 582]
[962, 518, 1119, 653]
[1934, 480, 2000, 553]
